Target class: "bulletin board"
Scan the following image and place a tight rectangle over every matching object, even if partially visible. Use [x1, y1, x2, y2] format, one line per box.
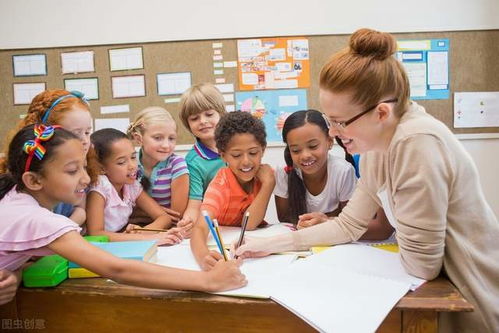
[1, 30, 498, 149]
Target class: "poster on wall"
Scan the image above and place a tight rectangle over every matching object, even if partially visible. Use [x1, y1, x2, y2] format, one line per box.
[237, 37, 310, 91]
[396, 39, 449, 100]
[235, 89, 307, 143]
[454, 92, 499, 128]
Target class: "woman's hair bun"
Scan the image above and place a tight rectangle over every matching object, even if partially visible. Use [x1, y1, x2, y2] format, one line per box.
[349, 28, 396, 60]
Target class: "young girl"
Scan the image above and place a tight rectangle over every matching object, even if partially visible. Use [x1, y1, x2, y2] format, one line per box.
[1, 89, 94, 226]
[191, 111, 274, 271]
[127, 107, 189, 229]
[0, 124, 246, 293]
[86, 128, 181, 243]
[274, 109, 357, 227]
[177, 83, 227, 228]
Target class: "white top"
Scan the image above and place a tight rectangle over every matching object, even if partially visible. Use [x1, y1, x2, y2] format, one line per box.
[274, 152, 357, 213]
[89, 175, 143, 232]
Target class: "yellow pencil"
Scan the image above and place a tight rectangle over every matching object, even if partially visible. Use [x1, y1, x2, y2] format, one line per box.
[213, 219, 228, 261]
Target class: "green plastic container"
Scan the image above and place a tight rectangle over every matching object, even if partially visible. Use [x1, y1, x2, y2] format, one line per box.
[22, 255, 68, 287]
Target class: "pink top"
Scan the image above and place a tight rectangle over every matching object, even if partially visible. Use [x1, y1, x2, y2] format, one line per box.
[0, 187, 81, 271]
[89, 175, 143, 232]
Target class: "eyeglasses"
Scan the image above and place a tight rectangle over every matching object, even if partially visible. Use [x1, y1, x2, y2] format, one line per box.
[323, 98, 398, 130]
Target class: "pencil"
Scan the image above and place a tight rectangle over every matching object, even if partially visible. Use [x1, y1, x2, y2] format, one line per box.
[213, 219, 228, 261]
[201, 210, 225, 259]
[132, 227, 168, 232]
[234, 211, 250, 259]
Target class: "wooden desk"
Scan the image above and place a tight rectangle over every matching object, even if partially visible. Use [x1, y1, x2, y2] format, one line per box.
[1, 277, 472, 332]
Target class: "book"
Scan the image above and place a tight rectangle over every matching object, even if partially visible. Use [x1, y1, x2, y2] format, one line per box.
[68, 240, 157, 268]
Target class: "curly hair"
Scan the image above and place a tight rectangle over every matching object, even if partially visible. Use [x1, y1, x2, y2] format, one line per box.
[215, 111, 267, 152]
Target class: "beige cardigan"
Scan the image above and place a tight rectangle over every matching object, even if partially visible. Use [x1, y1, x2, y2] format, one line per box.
[289, 103, 499, 332]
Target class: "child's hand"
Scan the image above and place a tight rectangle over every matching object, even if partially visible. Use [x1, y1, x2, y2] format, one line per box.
[297, 212, 328, 229]
[256, 164, 275, 187]
[200, 250, 224, 271]
[0, 269, 21, 305]
[125, 224, 141, 233]
[176, 217, 194, 238]
[162, 207, 181, 224]
[234, 237, 273, 259]
[204, 258, 247, 292]
[165, 227, 184, 239]
[154, 232, 183, 246]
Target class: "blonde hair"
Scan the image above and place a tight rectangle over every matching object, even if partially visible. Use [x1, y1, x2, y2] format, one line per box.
[127, 106, 175, 138]
[319, 28, 410, 117]
[179, 83, 226, 132]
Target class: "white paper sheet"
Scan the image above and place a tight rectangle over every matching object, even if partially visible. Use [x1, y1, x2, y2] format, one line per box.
[242, 73, 258, 85]
[304, 244, 425, 290]
[226, 104, 235, 112]
[403, 62, 427, 97]
[157, 72, 191, 96]
[215, 83, 234, 93]
[215, 78, 225, 84]
[213, 69, 224, 75]
[13, 83, 45, 105]
[223, 61, 237, 68]
[454, 91, 499, 128]
[153, 245, 297, 298]
[64, 78, 99, 100]
[223, 94, 234, 102]
[164, 97, 181, 104]
[61, 51, 94, 74]
[111, 75, 145, 98]
[278, 95, 299, 107]
[270, 260, 410, 333]
[109, 47, 143, 71]
[13, 54, 46, 76]
[94, 118, 130, 133]
[100, 104, 129, 114]
[427, 51, 448, 86]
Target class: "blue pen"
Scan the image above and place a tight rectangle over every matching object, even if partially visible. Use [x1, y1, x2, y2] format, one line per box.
[202, 210, 225, 258]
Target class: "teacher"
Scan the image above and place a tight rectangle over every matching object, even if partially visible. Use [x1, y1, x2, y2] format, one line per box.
[236, 28, 499, 332]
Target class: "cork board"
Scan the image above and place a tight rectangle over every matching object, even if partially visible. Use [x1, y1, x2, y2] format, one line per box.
[1, 30, 498, 149]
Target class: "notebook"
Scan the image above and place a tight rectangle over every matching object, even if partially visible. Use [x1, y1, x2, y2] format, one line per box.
[68, 240, 157, 268]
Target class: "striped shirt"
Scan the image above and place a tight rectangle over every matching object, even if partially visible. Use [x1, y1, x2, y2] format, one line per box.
[138, 151, 189, 208]
[201, 167, 262, 226]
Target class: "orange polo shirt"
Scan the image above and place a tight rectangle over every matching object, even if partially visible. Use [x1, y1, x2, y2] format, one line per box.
[201, 167, 262, 226]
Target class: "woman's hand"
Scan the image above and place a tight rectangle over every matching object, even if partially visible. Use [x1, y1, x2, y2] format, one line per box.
[297, 212, 328, 229]
[234, 237, 273, 259]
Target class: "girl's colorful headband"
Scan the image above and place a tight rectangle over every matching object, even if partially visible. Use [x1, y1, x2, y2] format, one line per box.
[23, 124, 61, 172]
[40, 90, 89, 124]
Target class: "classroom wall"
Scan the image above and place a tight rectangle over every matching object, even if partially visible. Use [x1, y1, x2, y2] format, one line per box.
[1, 0, 499, 49]
[0, 0, 497, 216]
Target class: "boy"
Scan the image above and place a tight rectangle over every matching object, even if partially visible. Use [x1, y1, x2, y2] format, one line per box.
[178, 83, 227, 231]
[190, 112, 275, 271]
